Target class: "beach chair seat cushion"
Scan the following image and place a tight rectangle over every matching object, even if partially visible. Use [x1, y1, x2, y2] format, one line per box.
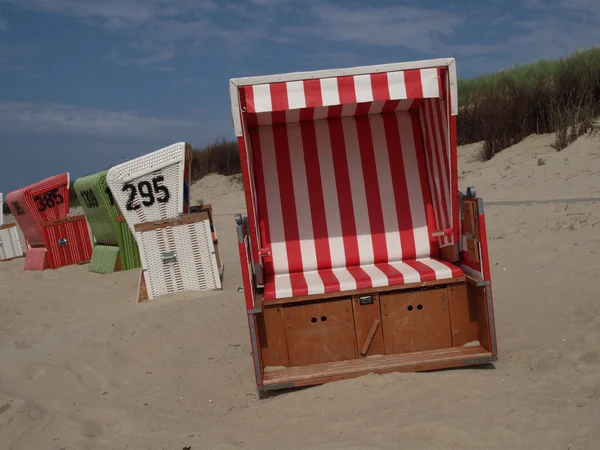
[263, 257, 463, 300]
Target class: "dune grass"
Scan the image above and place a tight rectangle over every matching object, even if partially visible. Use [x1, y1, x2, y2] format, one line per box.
[458, 46, 600, 158]
[190, 138, 241, 183]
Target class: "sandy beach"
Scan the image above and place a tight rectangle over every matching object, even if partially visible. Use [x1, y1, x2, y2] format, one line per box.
[1, 132, 600, 450]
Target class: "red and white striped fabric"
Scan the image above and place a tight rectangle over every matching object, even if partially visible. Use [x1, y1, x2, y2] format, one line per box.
[420, 97, 452, 247]
[265, 259, 463, 300]
[251, 111, 462, 300]
[240, 68, 441, 114]
[232, 60, 460, 300]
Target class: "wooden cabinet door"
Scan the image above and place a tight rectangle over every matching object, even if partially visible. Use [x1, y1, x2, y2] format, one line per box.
[284, 298, 357, 366]
[381, 288, 452, 355]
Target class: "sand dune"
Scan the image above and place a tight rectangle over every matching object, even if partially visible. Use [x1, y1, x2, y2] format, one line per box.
[1, 132, 600, 449]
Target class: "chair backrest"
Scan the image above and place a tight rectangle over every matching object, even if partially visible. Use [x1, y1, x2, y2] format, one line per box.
[5, 173, 70, 246]
[250, 110, 437, 277]
[73, 170, 120, 246]
[106, 143, 192, 235]
[232, 60, 458, 280]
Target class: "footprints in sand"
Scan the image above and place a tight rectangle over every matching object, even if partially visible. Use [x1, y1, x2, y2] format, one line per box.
[22, 364, 47, 380]
[79, 418, 104, 439]
[21, 360, 110, 393]
[65, 360, 111, 392]
[0, 402, 11, 415]
[13, 340, 34, 350]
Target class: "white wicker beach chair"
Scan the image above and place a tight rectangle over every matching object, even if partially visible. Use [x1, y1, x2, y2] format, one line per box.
[107, 143, 222, 300]
[0, 192, 25, 261]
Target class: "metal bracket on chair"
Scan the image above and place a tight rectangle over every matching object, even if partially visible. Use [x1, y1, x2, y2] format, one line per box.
[235, 213, 245, 243]
[161, 251, 177, 264]
[58, 238, 68, 247]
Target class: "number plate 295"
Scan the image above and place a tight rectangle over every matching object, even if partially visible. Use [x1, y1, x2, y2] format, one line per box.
[123, 176, 170, 211]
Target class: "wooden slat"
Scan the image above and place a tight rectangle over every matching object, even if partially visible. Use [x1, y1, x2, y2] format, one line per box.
[0, 256, 21, 262]
[257, 305, 289, 367]
[448, 282, 479, 347]
[134, 212, 209, 232]
[469, 283, 490, 351]
[263, 345, 492, 387]
[264, 277, 465, 306]
[137, 271, 149, 303]
[360, 319, 380, 356]
[41, 215, 86, 227]
[352, 294, 384, 357]
[0, 223, 17, 230]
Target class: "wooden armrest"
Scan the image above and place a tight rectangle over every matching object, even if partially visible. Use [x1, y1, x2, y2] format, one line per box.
[134, 212, 210, 232]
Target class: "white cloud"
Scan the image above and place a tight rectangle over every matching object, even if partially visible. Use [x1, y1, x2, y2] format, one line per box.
[285, 4, 464, 53]
[560, 0, 600, 14]
[2, 0, 236, 66]
[8, 0, 216, 21]
[0, 102, 198, 139]
[247, 0, 289, 4]
[4, 0, 600, 72]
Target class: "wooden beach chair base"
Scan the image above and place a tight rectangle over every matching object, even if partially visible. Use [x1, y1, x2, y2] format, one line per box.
[253, 275, 496, 391]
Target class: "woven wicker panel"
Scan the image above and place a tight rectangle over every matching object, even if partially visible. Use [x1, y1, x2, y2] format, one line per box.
[73, 171, 120, 245]
[5, 173, 70, 246]
[136, 219, 221, 300]
[0, 226, 24, 260]
[89, 245, 120, 274]
[43, 217, 93, 269]
[116, 220, 141, 270]
[106, 143, 191, 236]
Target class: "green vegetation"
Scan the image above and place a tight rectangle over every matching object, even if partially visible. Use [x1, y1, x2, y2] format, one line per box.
[459, 58, 569, 105]
[458, 46, 600, 158]
[190, 138, 240, 183]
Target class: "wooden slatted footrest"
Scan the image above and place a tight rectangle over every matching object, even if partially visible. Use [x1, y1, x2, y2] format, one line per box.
[263, 346, 494, 389]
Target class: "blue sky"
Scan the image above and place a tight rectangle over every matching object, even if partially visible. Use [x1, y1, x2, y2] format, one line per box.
[0, 0, 598, 192]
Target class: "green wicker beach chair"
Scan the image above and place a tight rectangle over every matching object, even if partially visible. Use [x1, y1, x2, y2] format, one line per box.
[73, 170, 141, 273]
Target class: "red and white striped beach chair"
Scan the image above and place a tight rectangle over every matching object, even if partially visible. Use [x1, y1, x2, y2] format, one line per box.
[5, 174, 92, 270]
[231, 57, 498, 393]
[106, 143, 222, 301]
[0, 192, 24, 261]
